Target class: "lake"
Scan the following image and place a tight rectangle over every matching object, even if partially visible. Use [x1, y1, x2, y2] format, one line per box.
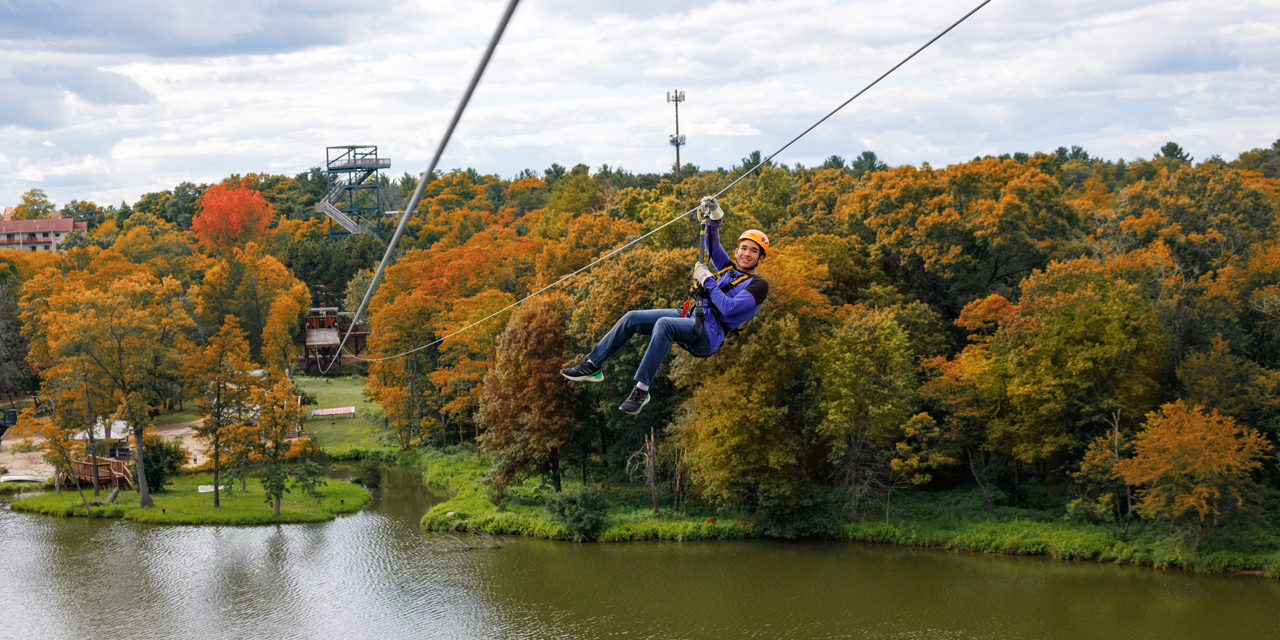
[2, 467, 1277, 639]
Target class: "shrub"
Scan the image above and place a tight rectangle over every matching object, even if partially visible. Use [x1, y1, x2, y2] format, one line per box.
[1065, 495, 1115, 525]
[134, 433, 190, 492]
[354, 459, 382, 488]
[294, 384, 318, 406]
[11, 438, 38, 453]
[545, 485, 609, 541]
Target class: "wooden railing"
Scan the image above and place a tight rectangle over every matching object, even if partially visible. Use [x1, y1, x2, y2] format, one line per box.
[62, 458, 133, 489]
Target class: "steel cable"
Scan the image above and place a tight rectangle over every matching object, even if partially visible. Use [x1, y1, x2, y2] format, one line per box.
[317, 0, 520, 373]
[337, 0, 993, 366]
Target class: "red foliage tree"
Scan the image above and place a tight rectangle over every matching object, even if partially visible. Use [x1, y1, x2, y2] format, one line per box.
[192, 180, 273, 250]
[478, 296, 578, 493]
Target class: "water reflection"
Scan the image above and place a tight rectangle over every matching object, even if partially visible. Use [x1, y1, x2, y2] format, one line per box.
[2, 467, 1278, 640]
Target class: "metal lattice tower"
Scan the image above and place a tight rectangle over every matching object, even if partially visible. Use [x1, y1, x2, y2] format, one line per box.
[316, 145, 391, 240]
[667, 90, 686, 181]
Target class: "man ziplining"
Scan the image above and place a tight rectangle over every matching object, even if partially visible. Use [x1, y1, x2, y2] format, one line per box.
[561, 196, 770, 414]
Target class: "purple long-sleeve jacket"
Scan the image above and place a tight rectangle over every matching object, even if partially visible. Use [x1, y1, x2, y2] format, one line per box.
[697, 218, 769, 353]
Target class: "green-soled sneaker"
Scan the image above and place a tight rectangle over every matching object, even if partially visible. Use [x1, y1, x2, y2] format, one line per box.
[561, 360, 603, 382]
[619, 385, 650, 415]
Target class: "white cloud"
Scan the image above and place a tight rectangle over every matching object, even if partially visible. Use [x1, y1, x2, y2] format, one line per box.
[2, 0, 1280, 205]
[695, 118, 762, 137]
[15, 155, 110, 183]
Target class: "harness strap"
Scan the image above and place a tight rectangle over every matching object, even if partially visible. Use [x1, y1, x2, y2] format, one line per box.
[680, 266, 755, 356]
[705, 269, 755, 345]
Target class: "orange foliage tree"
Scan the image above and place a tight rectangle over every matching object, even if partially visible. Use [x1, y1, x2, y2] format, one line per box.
[183, 317, 256, 507]
[1114, 400, 1271, 538]
[26, 273, 192, 508]
[252, 376, 308, 516]
[191, 180, 274, 250]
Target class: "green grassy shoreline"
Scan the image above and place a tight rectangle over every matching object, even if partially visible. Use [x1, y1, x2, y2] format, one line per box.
[419, 450, 755, 541]
[419, 450, 1280, 578]
[9, 473, 370, 524]
[0, 481, 40, 497]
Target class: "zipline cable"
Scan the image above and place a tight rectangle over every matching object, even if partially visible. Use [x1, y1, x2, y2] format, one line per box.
[710, 0, 993, 200]
[318, 0, 520, 373]
[345, 0, 992, 365]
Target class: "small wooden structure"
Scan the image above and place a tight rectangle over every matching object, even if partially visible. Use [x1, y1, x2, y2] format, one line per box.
[302, 308, 367, 373]
[61, 458, 133, 489]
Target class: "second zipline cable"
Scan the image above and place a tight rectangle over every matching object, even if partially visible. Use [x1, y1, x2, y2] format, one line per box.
[319, 0, 521, 373]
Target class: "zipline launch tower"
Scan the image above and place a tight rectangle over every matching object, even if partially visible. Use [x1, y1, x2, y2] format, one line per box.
[316, 145, 390, 241]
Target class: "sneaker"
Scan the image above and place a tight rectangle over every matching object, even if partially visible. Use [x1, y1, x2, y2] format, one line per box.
[561, 359, 603, 382]
[619, 385, 650, 415]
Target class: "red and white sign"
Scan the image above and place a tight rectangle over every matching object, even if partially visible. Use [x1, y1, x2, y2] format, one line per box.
[310, 406, 356, 418]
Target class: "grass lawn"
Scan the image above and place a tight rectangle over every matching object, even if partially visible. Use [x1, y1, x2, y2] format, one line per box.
[294, 376, 395, 458]
[10, 473, 370, 524]
[153, 402, 200, 426]
[418, 449, 1280, 577]
[0, 481, 46, 497]
[419, 449, 755, 542]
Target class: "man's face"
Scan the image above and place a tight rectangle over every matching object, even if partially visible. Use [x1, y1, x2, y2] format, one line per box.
[735, 239, 764, 270]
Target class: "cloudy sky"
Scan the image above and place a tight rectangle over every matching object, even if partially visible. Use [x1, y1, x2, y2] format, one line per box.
[2, 0, 1278, 208]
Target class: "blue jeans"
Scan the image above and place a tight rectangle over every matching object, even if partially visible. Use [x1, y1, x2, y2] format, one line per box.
[586, 309, 713, 386]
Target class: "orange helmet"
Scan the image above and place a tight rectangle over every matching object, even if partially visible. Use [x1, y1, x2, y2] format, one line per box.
[738, 229, 770, 256]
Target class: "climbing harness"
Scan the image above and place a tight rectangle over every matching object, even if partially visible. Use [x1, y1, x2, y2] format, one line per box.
[703, 265, 756, 348]
[326, 0, 993, 369]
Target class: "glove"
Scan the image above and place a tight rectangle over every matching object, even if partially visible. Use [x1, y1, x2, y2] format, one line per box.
[700, 196, 724, 221]
[692, 261, 715, 286]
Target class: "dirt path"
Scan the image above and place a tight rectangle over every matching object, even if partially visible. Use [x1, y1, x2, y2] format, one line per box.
[0, 419, 208, 477]
[153, 420, 209, 467]
[0, 440, 54, 478]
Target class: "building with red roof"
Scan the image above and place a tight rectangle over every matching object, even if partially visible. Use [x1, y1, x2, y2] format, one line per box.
[0, 214, 88, 253]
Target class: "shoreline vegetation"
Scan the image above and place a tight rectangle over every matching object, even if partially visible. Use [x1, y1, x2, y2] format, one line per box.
[420, 450, 1280, 578]
[8, 473, 369, 525]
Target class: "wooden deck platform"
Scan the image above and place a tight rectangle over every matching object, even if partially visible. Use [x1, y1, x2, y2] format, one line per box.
[60, 458, 133, 489]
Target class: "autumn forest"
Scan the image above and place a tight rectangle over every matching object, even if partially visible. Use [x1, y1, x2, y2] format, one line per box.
[4, 139, 1280, 548]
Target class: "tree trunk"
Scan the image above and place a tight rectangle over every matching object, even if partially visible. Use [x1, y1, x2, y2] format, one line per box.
[71, 466, 91, 516]
[551, 447, 562, 492]
[885, 486, 892, 525]
[212, 431, 220, 508]
[841, 432, 871, 519]
[968, 448, 992, 514]
[89, 433, 100, 497]
[648, 427, 658, 516]
[84, 377, 100, 496]
[274, 495, 281, 516]
[580, 440, 588, 485]
[133, 425, 153, 508]
[673, 447, 683, 513]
